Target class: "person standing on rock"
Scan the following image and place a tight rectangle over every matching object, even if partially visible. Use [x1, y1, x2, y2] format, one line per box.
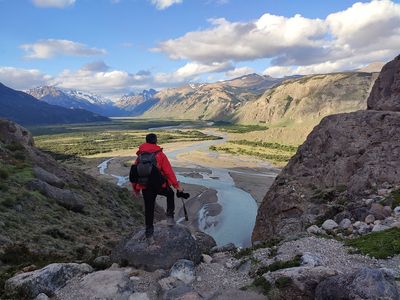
[130, 133, 184, 244]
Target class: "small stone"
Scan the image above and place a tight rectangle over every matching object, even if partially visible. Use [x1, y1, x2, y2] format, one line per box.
[322, 220, 338, 230]
[369, 203, 391, 220]
[364, 198, 374, 206]
[210, 243, 236, 253]
[158, 277, 178, 291]
[170, 260, 195, 284]
[390, 222, 400, 229]
[372, 224, 391, 232]
[353, 221, 362, 228]
[394, 206, 400, 215]
[374, 220, 382, 225]
[301, 252, 322, 267]
[307, 225, 320, 235]
[109, 263, 120, 270]
[35, 293, 49, 300]
[129, 276, 140, 281]
[92, 256, 112, 270]
[383, 206, 392, 216]
[377, 189, 391, 196]
[365, 214, 375, 224]
[129, 292, 150, 300]
[357, 222, 370, 235]
[201, 254, 212, 264]
[339, 218, 351, 229]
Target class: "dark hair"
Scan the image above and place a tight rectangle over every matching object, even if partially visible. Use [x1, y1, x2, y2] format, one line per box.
[146, 133, 157, 144]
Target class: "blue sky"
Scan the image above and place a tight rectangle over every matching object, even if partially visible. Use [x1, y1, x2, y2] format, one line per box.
[1, 0, 400, 98]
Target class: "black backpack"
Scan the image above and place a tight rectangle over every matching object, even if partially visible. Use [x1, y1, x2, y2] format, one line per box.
[129, 150, 166, 190]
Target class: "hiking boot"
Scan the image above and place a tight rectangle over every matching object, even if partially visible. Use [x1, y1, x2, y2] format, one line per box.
[166, 216, 175, 226]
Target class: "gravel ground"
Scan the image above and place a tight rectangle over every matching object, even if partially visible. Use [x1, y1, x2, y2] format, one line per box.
[253, 236, 400, 276]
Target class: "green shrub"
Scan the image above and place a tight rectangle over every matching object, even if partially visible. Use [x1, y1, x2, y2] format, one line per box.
[345, 228, 400, 259]
[255, 255, 302, 276]
[390, 189, 400, 209]
[0, 167, 9, 179]
[253, 276, 272, 295]
[275, 276, 292, 289]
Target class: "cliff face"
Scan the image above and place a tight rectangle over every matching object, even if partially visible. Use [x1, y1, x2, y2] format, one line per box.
[235, 72, 378, 126]
[252, 55, 400, 242]
[367, 55, 400, 111]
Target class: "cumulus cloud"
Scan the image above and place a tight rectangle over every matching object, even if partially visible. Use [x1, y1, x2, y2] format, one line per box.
[225, 66, 255, 78]
[155, 0, 400, 76]
[81, 61, 110, 72]
[21, 39, 107, 59]
[150, 0, 182, 10]
[0, 67, 52, 90]
[154, 61, 233, 84]
[32, 0, 75, 8]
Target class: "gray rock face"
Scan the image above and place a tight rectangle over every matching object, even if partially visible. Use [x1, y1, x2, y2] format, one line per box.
[367, 55, 400, 111]
[4, 263, 93, 299]
[111, 224, 202, 272]
[170, 259, 195, 284]
[27, 179, 84, 212]
[55, 270, 135, 300]
[0, 118, 34, 146]
[163, 285, 201, 300]
[210, 243, 236, 253]
[192, 231, 216, 254]
[33, 166, 65, 188]
[315, 268, 400, 300]
[263, 266, 337, 300]
[253, 110, 400, 241]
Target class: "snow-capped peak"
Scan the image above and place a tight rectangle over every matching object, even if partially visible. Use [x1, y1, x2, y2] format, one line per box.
[62, 89, 113, 105]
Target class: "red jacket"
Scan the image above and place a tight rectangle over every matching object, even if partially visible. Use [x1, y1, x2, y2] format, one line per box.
[131, 143, 180, 192]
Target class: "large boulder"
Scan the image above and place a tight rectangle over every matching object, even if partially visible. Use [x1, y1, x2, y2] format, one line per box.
[0, 118, 34, 146]
[252, 110, 400, 241]
[367, 55, 400, 111]
[4, 263, 93, 299]
[54, 270, 135, 300]
[33, 166, 65, 188]
[263, 266, 337, 300]
[111, 224, 202, 271]
[27, 179, 85, 212]
[315, 268, 399, 300]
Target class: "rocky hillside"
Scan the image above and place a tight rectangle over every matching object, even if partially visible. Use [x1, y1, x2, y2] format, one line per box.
[0, 119, 144, 293]
[0, 83, 109, 125]
[234, 72, 378, 126]
[252, 56, 400, 242]
[142, 74, 283, 120]
[26, 86, 125, 117]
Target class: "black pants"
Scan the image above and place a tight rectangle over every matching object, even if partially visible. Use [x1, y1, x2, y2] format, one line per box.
[142, 186, 175, 237]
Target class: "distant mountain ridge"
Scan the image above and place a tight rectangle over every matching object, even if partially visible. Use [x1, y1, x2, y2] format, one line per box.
[0, 83, 109, 126]
[141, 73, 284, 120]
[115, 89, 158, 116]
[26, 86, 125, 117]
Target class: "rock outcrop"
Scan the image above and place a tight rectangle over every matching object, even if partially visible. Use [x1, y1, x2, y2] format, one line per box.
[315, 268, 399, 300]
[367, 54, 400, 111]
[4, 263, 93, 299]
[111, 224, 203, 271]
[252, 55, 400, 241]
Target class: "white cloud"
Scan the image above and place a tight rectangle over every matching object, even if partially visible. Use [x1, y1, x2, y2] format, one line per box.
[32, 0, 75, 8]
[150, 0, 182, 10]
[225, 66, 255, 78]
[21, 39, 107, 59]
[154, 61, 233, 85]
[155, 0, 400, 76]
[0, 67, 52, 90]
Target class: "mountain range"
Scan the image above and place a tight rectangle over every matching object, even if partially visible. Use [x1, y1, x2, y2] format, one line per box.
[2, 66, 382, 127]
[0, 83, 109, 126]
[26, 86, 125, 117]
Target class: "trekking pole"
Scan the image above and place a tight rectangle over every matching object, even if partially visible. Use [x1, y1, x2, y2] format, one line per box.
[181, 197, 189, 221]
[177, 190, 190, 222]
